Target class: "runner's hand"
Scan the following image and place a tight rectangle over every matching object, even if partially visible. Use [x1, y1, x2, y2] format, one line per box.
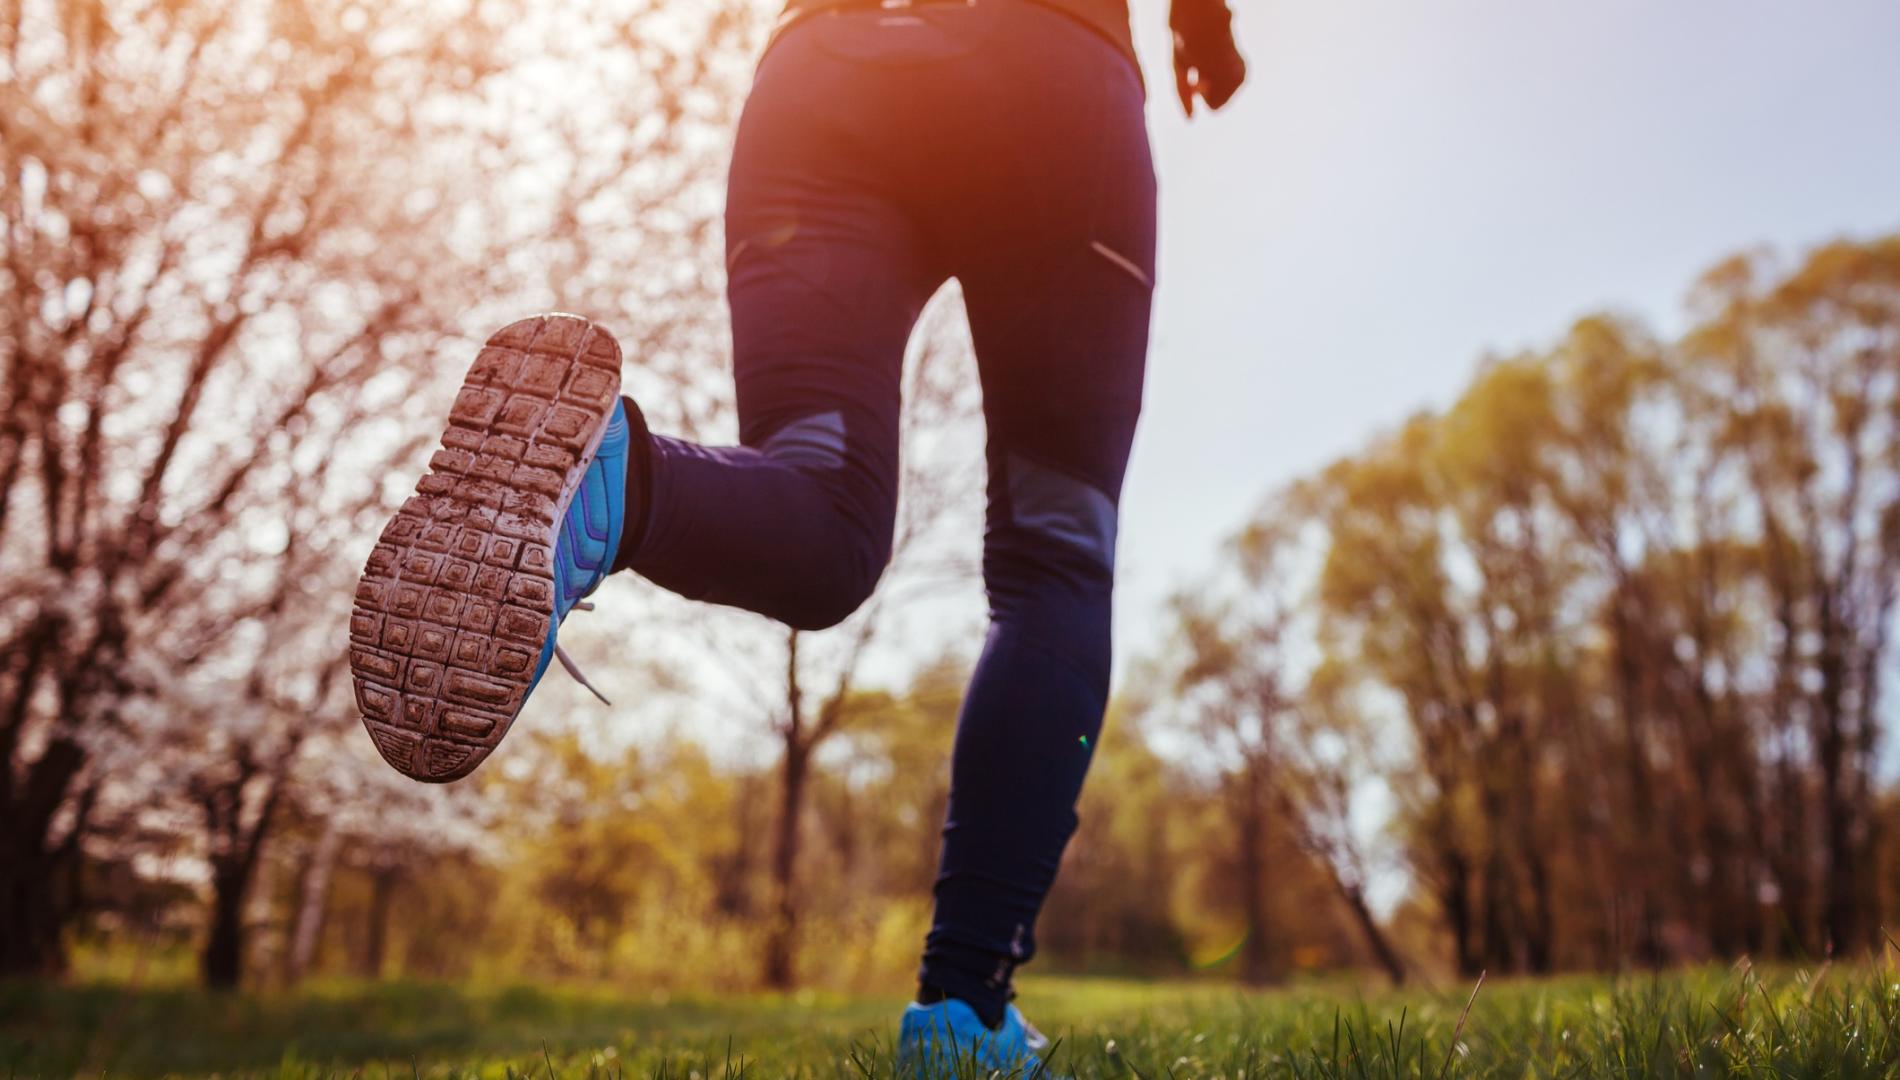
[1171, 1, 1246, 116]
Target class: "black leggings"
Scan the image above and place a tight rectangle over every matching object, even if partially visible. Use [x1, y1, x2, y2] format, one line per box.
[622, 1, 1156, 1020]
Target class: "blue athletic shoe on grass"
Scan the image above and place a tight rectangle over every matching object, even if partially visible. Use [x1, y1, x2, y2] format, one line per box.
[898, 999, 1060, 1077]
[350, 314, 632, 783]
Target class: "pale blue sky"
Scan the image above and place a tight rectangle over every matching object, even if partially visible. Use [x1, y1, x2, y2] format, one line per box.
[1114, 0, 1900, 663]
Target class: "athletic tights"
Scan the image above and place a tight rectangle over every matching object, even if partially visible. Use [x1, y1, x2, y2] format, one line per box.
[615, 0, 1156, 1025]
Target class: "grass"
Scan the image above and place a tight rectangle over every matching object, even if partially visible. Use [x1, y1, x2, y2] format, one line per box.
[5, 964, 1900, 1078]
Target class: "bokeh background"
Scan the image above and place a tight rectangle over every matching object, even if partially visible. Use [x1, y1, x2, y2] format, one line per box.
[4, 0, 1900, 1012]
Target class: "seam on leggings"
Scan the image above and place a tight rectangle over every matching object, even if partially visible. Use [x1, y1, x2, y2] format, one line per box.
[1005, 452, 1117, 568]
[762, 411, 848, 469]
[727, 222, 800, 274]
[1090, 240, 1152, 288]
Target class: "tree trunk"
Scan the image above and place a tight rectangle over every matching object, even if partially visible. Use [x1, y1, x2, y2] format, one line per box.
[200, 862, 248, 989]
[1439, 845, 1481, 977]
[763, 736, 809, 990]
[1476, 751, 1524, 972]
[1336, 881, 1406, 985]
[195, 754, 288, 989]
[1480, 852, 1517, 972]
[1815, 591, 1861, 956]
[1607, 584, 1666, 967]
[1517, 793, 1555, 974]
[0, 734, 87, 976]
[1235, 778, 1275, 986]
[0, 846, 68, 976]
[362, 866, 399, 979]
[287, 822, 343, 983]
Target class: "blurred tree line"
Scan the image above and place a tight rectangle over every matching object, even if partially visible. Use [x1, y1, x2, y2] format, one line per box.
[1160, 236, 1900, 979]
[5, 0, 1898, 994]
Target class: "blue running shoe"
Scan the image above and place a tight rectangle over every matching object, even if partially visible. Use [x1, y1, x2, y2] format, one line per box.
[350, 314, 629, 782]
[897, 999, 1061, 1078]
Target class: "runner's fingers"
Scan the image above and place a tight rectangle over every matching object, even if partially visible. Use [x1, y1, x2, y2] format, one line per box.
[1173, 34, 1197, 116]
[1176, 37, 1247, 116]
[1199, 45, 1246, 110]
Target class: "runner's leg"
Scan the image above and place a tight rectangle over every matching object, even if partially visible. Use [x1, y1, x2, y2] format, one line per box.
[615, 30, 946, 629]
[916, 8, 1158, 1025]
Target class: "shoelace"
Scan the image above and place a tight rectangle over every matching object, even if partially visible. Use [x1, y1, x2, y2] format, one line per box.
[555, 602, 611, 705]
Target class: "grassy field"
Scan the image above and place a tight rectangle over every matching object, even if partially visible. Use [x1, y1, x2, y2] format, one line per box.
[5, 966, 1900, 1078]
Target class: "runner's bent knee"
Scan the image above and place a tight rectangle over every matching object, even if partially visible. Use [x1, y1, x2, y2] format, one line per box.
[769, 490, 892, 632]
[748, 411, 895, 631]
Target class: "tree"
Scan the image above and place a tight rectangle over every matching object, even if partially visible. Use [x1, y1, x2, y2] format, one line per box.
[1680, 239, 1900, 956]
[1155, 491, 1407, 984]
[1309, 418, 1497, 975]
[1303, 235, 1900, 974]
[2, 0, 477, 973]
[0, 0, 752, 977]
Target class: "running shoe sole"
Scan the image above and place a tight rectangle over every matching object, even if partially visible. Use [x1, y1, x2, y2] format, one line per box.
[349, 314, 622, 783]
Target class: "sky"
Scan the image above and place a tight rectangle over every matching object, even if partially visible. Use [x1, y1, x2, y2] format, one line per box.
[1112, 0, 1900, 667]
[589, 0, 1900, 769]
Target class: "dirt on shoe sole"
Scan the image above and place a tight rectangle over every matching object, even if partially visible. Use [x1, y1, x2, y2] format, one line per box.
[348, 314, 622, 783]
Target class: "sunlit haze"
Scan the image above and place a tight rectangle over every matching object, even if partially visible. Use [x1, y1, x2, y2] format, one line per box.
[1118, 0, 1900, 668]
[10, 0, 1900, 1039]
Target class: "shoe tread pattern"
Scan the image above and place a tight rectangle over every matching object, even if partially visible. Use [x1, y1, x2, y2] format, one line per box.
[349, 314, 620, 782]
